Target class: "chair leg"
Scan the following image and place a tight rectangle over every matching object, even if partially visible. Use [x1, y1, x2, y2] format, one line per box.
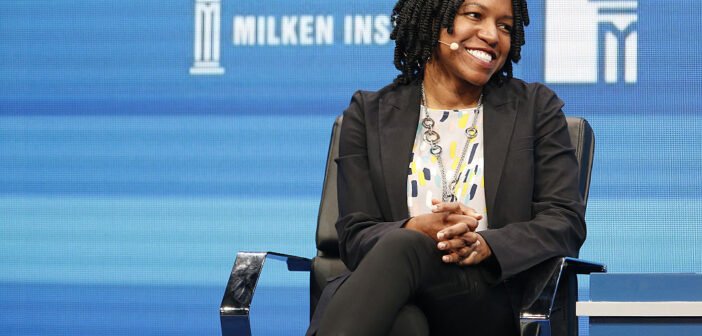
[550, 272, 579, 336]
[564, 273, 579, 336]
[520, 319, 551, 336]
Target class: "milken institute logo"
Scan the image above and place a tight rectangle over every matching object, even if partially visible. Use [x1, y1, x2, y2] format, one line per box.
[545, 0, 638, 84]
[190, 0, 225, 75]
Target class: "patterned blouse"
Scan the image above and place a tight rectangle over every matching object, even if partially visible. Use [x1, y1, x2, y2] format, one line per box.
[406, 105, 489, 231]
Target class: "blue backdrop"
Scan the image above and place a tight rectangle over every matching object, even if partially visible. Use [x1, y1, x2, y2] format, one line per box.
[1, 1, 701, 335]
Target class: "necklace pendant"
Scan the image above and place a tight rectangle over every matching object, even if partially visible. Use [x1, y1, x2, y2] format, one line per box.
[424, 130, 440, 143]
[443, 182, 458, 203]
[442, 193, 456, 203]
[465, 127, 478, 139]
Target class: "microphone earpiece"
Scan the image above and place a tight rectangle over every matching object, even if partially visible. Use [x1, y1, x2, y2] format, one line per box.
[438, 40, 460, 51]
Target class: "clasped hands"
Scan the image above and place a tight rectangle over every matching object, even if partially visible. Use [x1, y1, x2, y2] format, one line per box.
[405, 199, 492, 266]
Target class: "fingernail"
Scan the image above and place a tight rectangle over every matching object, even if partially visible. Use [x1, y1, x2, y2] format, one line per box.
[475, 240, 481, 246]
[437, 232, 444, 239]
[442, 255, 450, 262]
[431, 205, 439, 212]
[438, 242, 446, 249]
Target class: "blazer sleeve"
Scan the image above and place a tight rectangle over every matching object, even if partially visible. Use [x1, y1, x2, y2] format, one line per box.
[334, 91, 409, 271]
[479, 84, 587, 280]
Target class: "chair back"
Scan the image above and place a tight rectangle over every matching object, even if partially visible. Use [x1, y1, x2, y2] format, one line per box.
[310, 115, 595, 313]
[566, 117, 595, 205]
[311, 116, 346, 313]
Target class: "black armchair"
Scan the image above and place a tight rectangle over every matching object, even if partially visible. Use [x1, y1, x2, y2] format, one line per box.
[221, 116, 606, 336]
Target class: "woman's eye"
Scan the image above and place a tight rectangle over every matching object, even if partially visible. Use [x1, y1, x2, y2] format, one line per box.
[498, 24, 513, 33]
[463, 12, 481, 19]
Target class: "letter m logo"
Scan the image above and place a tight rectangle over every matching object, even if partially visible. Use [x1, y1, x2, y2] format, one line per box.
[545, 0, 637, 84]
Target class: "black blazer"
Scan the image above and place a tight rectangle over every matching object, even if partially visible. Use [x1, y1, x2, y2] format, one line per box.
[308, 79, 586, 334]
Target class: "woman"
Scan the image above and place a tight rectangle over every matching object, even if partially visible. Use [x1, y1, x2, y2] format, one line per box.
[309, 0, 586, 334]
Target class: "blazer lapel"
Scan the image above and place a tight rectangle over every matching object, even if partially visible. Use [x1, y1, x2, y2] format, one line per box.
[378, 83, 421, 220]
[483, 84, 519, 221]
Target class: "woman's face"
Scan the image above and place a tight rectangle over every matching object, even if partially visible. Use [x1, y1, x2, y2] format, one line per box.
[434, 0, 514, 87]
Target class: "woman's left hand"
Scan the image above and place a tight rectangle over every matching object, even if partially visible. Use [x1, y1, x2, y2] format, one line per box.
[432, 200, 492, 266]
[437, 230, 492, 266]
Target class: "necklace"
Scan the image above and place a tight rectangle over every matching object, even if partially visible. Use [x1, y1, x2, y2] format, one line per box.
[420, 83, 483, 202]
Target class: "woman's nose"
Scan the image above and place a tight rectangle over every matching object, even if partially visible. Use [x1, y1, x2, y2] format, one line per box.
[476, 22, 499, 47]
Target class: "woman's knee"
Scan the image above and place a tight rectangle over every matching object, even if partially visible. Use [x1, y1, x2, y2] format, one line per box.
[372, 229, 441, 269]
[356, 229, 443, 288]
[372, 229, 438, 261]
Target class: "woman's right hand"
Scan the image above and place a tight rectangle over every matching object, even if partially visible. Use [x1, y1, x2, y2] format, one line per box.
[404, 199, 482, 242]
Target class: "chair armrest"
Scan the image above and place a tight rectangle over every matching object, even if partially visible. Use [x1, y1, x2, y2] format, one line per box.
[519, 257, 606, 336]
[521, 257, 606, 319]
[563, 257, 606, 274]
[220, 251, 312, 336]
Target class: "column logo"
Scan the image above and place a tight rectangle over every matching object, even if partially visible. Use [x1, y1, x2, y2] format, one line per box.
[190, 0, 225, 75]
[545, 0, 637, 84]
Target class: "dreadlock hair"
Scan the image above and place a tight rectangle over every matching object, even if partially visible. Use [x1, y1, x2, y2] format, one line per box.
[390, 0, 530, 86]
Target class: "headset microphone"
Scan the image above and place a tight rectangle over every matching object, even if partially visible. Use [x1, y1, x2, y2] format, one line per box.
[439, 41, 460, 51]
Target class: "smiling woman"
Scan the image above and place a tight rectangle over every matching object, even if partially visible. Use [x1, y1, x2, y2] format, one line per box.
[307, 0, 587, 335]
[425, 0, 515, 107]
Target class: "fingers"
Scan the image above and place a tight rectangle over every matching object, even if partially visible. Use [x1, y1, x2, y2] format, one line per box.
[459, 234, 492, 266]
[444, 213, 480, 229]
[436, 221, 479, 240]
[441, 244, 479, 263]
[458, 251, 481, 265]
[438, 232, 490, 266]
[431, 201, 482, 218]
[458, 246, 490, 266]
[437, 233, 480, 251]
[428, 200, 482, 242]
[438, 233, 482, 263]
[405, 213, 453, 242]
[441, 252, 461, 263]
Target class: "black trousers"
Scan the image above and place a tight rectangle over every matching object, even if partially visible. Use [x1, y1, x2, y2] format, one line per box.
[317, 229, 517, 336]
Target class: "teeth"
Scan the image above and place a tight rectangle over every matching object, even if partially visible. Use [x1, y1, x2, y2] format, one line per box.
[466, 49, 493, 63]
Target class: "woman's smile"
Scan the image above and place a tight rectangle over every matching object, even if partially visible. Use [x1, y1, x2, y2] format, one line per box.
[466, 48, 494, 63]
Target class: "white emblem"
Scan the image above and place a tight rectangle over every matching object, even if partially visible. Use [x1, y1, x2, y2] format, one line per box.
[190, 0, 225, 75]
[545, 0, 637, 84]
